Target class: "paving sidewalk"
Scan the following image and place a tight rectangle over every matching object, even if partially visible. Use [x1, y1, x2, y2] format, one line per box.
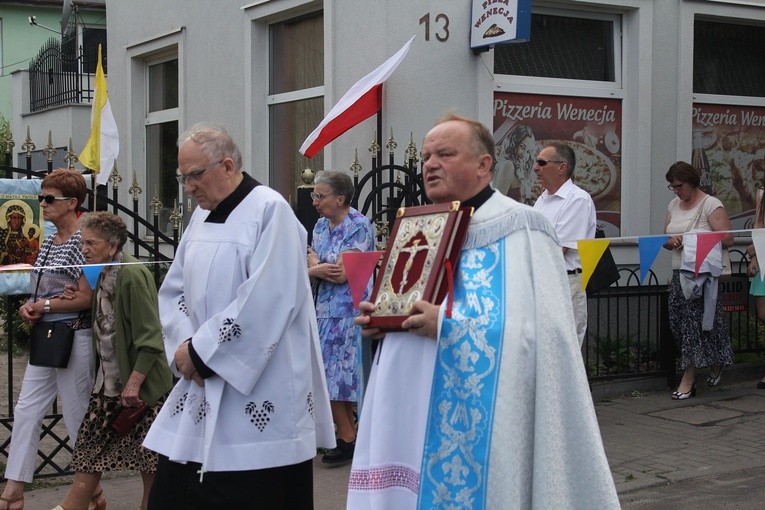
[602, 376, 765, 498]
[17, 375, 765, 509]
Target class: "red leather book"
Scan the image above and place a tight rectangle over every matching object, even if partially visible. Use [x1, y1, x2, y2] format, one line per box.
[367, 201, 473, 331]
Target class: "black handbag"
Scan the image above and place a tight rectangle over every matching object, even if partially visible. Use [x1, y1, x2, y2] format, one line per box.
[27, 242, 76, 368]
[29, 321, 75, 368]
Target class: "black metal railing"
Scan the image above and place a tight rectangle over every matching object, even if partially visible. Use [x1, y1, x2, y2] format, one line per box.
[28, 37, 98, 112]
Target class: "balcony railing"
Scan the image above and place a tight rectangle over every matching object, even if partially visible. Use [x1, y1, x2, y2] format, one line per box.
[28, 37, 100, 112]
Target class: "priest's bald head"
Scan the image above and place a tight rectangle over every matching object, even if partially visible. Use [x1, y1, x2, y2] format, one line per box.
[177, 123, 245, 211]
[421, 113, 496, 204]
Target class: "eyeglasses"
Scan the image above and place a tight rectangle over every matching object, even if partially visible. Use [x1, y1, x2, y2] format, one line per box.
[310, 192, 335, 201]
[176, 160, 223, 185]
[38, 195, 72, 204]
[667, 183, 685, 191]
[535, 158, 565, 167]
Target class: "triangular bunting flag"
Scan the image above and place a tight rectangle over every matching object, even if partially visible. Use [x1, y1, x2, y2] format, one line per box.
[638, 236, 669, 284]
[82, 264, 106, 289]
[695, 232, 726, 277]
[753, 230, 765, 282]
[342, 251, 382, 309]
[577, 239, 610, 291]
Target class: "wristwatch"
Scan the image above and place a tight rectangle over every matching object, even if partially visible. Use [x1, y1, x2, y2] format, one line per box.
[43, 299, 51, 314]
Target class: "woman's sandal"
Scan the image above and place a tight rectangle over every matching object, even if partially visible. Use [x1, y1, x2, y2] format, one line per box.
[87, 488, 107, 510]
[0, 495, 23, 510]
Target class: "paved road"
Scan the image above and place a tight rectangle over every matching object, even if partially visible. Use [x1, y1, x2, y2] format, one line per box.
[13, 373, 765, 509]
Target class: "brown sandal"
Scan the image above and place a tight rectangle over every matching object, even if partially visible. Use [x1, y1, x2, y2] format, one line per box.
[87, 488, 107, 510]
[0, 495, 24, 510]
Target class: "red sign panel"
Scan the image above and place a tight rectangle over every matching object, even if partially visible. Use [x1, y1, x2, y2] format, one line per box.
[493, 92, 622, 234]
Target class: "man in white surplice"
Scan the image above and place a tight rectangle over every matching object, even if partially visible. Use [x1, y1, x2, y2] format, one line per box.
[349, 114, 619, 509]
[143, 123, 334, 510]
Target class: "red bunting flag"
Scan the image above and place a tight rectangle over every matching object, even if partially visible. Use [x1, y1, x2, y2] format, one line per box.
[342, 251, 383, 309]
[695, 232, 726, 277]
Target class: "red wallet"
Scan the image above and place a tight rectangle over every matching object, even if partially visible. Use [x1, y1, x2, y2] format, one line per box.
[109, 403, 148, 437]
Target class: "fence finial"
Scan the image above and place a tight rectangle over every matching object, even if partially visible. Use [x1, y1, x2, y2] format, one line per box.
[43, 130, 56, 164]
[350, 149, 362, 178]
[65, 137, 78, 169]
[21, 126, 35, 157]
[387, 128, 397, 155]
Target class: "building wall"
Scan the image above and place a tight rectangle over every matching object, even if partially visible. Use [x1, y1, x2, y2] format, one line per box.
[0, 2, 105, 121]
[104, 0, 763, 277]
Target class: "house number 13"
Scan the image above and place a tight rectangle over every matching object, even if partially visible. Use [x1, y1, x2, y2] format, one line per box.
[419, 13, 450, 42]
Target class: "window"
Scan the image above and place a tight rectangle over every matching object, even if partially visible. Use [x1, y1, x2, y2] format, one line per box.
[268, 12, 323, 204]
[694, 20, 764, 97]
[62, 26, 107, 74]
[145, 57, 179, 234]
[494, 13, 616, 82]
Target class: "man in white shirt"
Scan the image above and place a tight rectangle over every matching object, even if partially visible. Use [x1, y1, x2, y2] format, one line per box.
[533, 141, 596, 346]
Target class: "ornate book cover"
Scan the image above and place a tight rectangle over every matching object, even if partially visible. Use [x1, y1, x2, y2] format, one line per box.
[367, 201, 472, 330]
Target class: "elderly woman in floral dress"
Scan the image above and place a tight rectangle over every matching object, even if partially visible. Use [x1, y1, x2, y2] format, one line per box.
[308, 171, 375, 465]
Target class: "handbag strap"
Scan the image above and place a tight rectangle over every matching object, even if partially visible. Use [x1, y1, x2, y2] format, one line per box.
[688, 195, 710, 232]
[32, 240, 55, 301]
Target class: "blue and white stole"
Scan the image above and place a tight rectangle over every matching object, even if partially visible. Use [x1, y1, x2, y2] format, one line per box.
[417, 239, 506, 509]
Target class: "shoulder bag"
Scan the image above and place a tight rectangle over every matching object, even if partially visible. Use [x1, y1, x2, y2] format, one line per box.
[28, 242, 76, 368]
[682, 196, 730, 280]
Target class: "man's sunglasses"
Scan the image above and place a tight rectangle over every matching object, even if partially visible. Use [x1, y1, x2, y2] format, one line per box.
[38, 195, 72, 204]
[535, 159, 565, 167]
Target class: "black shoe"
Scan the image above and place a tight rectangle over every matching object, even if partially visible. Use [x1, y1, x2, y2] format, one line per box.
[757, 381, 765, 389]
[321, 438, 355, 465]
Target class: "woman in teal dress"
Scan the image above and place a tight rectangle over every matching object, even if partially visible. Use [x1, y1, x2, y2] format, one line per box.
[308, 171, 374, 465]
[747, 187, 765, 389]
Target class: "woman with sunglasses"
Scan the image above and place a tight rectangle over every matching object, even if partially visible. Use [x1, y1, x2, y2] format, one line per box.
[664, 161, 734, 401]
[0, 170, 96, 510]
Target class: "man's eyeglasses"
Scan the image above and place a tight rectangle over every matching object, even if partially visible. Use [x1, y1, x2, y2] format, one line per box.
[176, 160, 223, 185]
[38, 195, 72, 204]
[310, 192, 334, 201]
[667, 183, 685, 191]
[535, 159, 565, 167]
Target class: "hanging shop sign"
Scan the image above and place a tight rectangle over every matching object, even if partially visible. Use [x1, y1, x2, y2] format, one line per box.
[470, 0, 532, 50]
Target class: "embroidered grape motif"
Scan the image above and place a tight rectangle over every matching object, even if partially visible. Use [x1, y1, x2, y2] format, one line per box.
[245, 401, 275, 431]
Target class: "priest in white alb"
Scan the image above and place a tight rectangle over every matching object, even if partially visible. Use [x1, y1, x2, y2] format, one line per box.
[349, 114, 620, 509]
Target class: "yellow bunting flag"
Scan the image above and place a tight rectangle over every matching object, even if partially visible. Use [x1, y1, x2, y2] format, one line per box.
[577, 238, 610, 291]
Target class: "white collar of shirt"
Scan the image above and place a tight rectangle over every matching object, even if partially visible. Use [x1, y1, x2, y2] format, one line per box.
[540, 178, 576, 201]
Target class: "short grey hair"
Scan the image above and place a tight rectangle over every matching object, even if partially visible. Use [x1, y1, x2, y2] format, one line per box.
[178, 122, 243, 171]
[80, 211, 128, 252]
[546, 141, 576, 178]
[314, 170, 355, 205]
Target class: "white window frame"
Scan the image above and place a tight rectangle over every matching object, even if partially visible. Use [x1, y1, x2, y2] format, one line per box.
[125, 28, 185, 240]
[493, 8, 623, 100]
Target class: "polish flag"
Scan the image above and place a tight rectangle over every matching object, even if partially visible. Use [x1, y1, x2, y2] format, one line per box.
[299, 36, 415, 158]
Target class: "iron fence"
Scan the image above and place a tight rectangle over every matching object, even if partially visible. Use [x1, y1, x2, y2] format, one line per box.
[28, 37, 98, 113]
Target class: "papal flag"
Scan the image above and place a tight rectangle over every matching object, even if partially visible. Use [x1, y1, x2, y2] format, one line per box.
[79, 44, 119, 185]
[299, 35, 415, 158]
